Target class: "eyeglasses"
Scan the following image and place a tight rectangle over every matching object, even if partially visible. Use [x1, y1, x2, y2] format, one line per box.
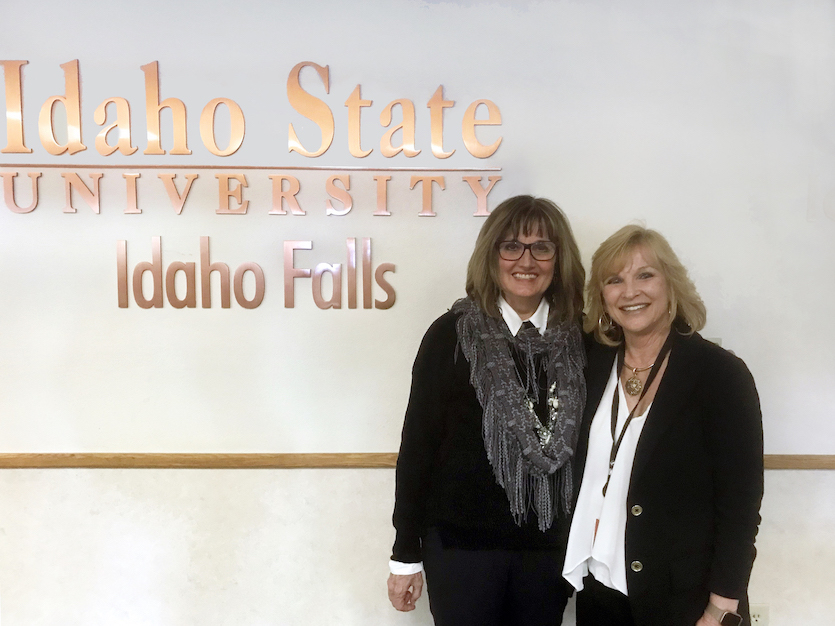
[497, 240, 557, 261]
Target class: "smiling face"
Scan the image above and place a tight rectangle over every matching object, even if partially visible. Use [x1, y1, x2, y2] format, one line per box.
[497, 227, 556, 319]
[602, 246, 671, 341]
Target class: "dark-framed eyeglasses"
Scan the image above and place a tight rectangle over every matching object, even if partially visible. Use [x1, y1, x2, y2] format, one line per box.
[497, 240, 557, 261]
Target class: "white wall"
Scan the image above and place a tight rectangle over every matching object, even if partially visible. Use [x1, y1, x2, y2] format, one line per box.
[2, 0, 834, 454]
[2, 2, 834, 625]
[0, 469, 830, 625]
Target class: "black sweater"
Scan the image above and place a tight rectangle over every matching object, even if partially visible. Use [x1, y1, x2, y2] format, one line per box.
[391, 310, 570, 563]
[576, 332, 763, 625]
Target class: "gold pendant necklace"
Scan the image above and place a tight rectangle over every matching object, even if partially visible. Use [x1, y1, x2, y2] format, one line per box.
[624, 362, 653, 396]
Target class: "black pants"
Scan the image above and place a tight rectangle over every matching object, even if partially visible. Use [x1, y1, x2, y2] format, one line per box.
[575, 574, 636, 626]
[577, 572, 755, 626]
[422, 529, 569, 626]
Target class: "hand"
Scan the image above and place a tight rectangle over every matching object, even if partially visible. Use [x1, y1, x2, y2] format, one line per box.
[696, 613, 715, 626]
[387, 572, 424, 612]
[696, 592, 739, 626]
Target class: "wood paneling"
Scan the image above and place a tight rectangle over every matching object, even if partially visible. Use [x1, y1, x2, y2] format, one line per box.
[0, 453, 831, 469]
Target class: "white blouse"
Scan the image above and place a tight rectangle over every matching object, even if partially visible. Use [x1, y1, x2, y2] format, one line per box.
[563, 361, 652, 595]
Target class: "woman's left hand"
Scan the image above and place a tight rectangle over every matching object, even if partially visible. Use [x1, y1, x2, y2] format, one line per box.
[696, 592, 739, 626]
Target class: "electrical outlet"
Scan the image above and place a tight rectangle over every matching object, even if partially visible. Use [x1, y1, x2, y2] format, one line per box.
[750, 604, 769, 626]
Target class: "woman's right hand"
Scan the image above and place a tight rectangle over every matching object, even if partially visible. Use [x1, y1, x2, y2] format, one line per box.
[387, 572, 424, 611]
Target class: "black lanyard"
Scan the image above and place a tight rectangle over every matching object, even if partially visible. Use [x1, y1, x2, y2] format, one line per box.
[601, 333, 673, 496]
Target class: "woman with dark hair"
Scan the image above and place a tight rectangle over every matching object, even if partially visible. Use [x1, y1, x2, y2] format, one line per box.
[387, 195, 586, 626]
[563, 225, 763, 626]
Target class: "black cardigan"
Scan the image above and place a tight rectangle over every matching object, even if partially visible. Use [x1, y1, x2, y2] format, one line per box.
[391, 310, 570, 563]
[576, 332, 763, 625]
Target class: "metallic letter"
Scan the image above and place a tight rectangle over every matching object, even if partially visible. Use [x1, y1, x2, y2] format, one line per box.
[61, 172, 103, 213]
[117, 240, 128, 308]
[373, 175, 391, 215]
[123, 172, 141, 214]
[284, 240, 312, 308]
[2, 171, 40, 213]
[287, 61, 333, 157]
[427, 86, 454, 159]
[39, 60, 86, 155]
[325, 174, 352, 216]
[1, 60, 31, 153]
[410, 175, 445, 216]
[345, 85, 372, 157]
[200, 98, 245, 156]
[269, 175, 304, 215]
[200, 236, 230, 308]
[216, 173, 249, 214]
[380, 99, 419, 158]
[132, 236, 163, 309]
[362, 237, 372, 309]
[463, 175, 501, 216]
[159, 173, 198, 215]
[141, 61, 191, 155]
[462, 100, 502, 158]
[94, 97, 137, 156]
[233, 263, 265, 309]
[347, 238, 357, 309]
[165, 261, 197, 308]
[312, 263, 342, 309]
[375, 263, 396, 309]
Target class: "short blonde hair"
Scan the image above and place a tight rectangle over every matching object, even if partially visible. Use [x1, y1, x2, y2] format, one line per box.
[585, 225, 706, 345]
[466, 195, 584, 324]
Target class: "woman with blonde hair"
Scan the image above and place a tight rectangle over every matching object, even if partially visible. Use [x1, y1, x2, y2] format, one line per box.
[388, 195, 586, 626]
[563, 225, 763, 626]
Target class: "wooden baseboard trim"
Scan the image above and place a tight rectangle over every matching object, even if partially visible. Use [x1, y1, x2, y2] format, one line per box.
[763, 455, 835, 470]
[0, 453, 399, 469]
[0, 453, 831, 470]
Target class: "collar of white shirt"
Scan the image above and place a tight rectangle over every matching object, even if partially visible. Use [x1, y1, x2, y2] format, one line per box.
[498, 296, 550, 336]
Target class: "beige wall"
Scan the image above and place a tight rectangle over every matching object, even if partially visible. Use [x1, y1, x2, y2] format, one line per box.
[0, 469, 829, 625]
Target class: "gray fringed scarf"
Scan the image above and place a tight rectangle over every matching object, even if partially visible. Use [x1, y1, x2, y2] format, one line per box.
[452, 297, 586, 531]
